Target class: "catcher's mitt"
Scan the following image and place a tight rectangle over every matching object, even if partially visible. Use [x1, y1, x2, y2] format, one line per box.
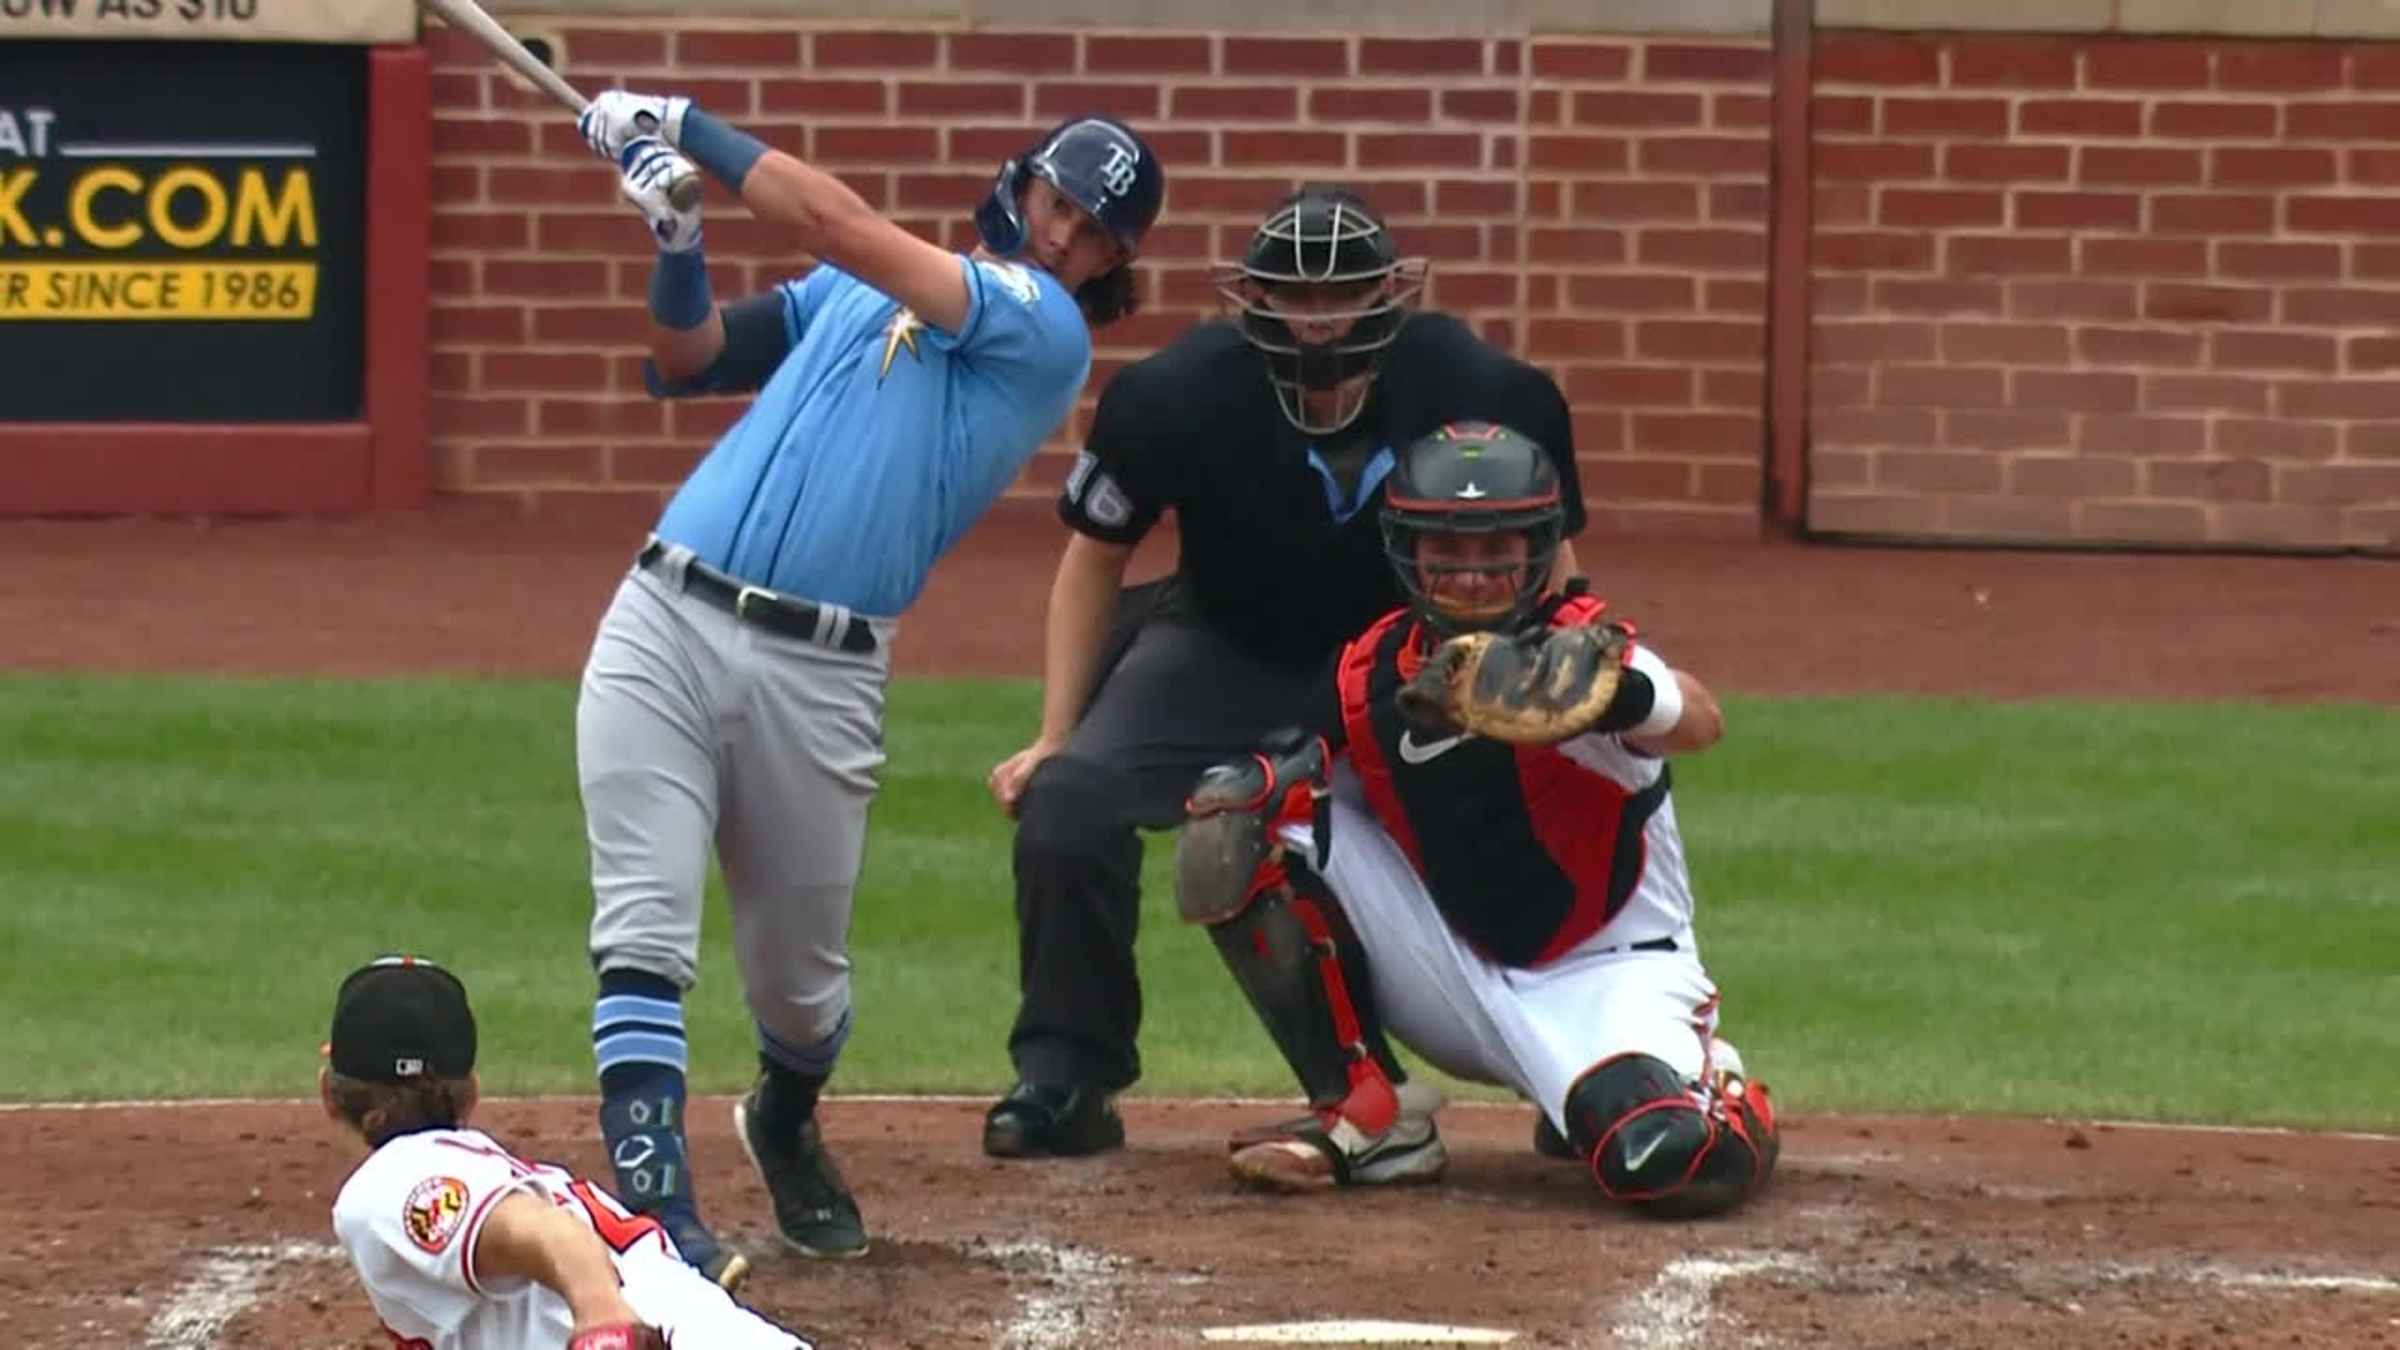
[1396, 622, 1632, 746]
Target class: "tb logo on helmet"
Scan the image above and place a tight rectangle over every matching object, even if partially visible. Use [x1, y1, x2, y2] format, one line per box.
[1096, 144, 1139, 198]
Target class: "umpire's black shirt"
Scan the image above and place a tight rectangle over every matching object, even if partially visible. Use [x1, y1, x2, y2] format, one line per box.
[1057, 316, 1585, 671]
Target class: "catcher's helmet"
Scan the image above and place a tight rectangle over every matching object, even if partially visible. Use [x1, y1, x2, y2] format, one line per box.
[1381, 421, 1564, 636]
[975, 116, 1163, 325]
[1212, 184, 1429, 434]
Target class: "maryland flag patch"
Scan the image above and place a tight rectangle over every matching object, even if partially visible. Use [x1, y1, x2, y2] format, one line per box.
[403, 1176, 471, 1254]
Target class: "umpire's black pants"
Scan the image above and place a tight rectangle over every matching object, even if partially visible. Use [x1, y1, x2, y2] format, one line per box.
[1006, 582, 1323, 1091]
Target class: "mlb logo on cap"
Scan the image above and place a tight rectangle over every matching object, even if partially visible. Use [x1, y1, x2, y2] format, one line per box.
[328, 955, 478, 1083]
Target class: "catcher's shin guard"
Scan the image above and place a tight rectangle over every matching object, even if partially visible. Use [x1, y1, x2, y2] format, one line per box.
[1206, 856, 1410, 1137]
[1562, 1051, 1779, 1219]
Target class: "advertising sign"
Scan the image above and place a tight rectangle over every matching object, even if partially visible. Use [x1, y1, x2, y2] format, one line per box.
[0, 0, 414, 44]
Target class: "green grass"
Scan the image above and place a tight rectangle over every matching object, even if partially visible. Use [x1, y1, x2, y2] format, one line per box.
[1, 674, 2393, 1129]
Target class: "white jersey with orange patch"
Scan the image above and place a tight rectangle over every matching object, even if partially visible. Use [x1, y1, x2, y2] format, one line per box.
[331, 1127, 807, 1350]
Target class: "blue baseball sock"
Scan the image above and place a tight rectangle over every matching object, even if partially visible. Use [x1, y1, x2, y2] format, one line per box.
[594, 970, 700, 1220]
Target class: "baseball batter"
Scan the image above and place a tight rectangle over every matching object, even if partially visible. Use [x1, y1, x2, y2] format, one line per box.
[1180, 423, 1780, 1215]
[321, 955, 815, 1350]
[565, 95, 1165, 1276]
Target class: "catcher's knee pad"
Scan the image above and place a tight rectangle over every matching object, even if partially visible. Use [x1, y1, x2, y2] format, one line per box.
[1208, 868, 1406, 1132]
[1013, 755, 1139, 863]
[1563, 1053, 1778, 1220]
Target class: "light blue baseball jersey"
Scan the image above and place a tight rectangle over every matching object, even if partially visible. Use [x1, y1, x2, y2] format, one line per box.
[654, 254, 1091, 616]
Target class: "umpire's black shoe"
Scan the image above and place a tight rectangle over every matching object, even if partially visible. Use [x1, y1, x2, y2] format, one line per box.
[734, 1089, 869, 1260]
[982, 1080, 1125, 1158]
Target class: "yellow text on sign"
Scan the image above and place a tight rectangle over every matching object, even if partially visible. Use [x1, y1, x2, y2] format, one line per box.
[0, 262, 319, 319]
[0, 165, 317, 251]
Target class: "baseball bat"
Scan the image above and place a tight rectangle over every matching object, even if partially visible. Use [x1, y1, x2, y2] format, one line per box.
[416, 0, 703, 212]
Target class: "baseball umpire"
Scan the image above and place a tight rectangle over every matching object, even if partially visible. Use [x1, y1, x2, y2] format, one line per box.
[321, 955, 818, 1350]
[568, 96, 1165, 1274]
[1180, 421, 1779, 1215]
[982, 185, 1582, 1157]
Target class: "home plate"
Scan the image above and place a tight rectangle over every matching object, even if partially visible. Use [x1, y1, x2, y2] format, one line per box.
[1201, 1320, 1517, 1344]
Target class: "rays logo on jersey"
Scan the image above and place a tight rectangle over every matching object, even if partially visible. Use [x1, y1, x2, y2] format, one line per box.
[978, 259, 1041, 307]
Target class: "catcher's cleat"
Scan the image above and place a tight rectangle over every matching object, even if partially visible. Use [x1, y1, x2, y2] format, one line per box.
[1229, 1111, 1447, 1193]
[1228, 1076, 1444, 1153]
[654, 1208, 751, 1291]
[982, 1080, 1126, 1158]
[734, 1090, 868, 1260]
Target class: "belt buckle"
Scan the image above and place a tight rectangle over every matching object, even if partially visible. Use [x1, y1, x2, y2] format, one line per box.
[734, 585, 775, 623]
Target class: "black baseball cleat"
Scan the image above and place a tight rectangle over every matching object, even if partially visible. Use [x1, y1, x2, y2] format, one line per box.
[1532, 1110, 1581, 1163]
[655, 1208, 751, 1291]
[734, 1089, 869, 1260]
[981, 1080, 1125, 1158]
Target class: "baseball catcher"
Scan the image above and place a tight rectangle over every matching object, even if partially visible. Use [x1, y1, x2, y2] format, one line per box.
[1179, 422, 1779, 1216]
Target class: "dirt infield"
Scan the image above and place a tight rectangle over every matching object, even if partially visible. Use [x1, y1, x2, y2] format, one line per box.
[4, 500, 2397, 1349]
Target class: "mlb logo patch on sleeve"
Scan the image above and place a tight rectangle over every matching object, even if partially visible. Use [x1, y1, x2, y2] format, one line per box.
[404, 1176, 471, 1253]
[977, 260, 1041, 306]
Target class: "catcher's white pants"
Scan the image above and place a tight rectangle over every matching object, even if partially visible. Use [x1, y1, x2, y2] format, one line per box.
[1277, 798, 1724, 1139]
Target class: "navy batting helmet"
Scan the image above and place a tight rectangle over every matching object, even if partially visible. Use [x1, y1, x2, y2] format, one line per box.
[975, 115, 1165, 256]
[1381, 422, 1564, 636]
[1212, 184, 1429, 434]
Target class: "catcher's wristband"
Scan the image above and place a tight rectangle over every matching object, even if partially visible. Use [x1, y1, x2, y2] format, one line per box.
[566, 1324, 661, 1350]
[1622, 644, 1682, 738]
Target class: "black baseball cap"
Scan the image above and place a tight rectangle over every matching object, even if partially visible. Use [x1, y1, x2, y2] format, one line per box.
[327, 956, 477, 1083]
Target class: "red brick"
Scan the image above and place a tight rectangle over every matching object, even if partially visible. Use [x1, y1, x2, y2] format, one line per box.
[1225, 37, 1350, 77]
[1632, 411, 1763, 454]
[1945, 144, 2072, 182]
[1568, 275, 1697, 312]
[2348, 424, 2400, 458]
[2152, 194, 2276, 234]
[1495, 40, 1522, 77]
[2149, 100, 2280, 139]
[1814, 33, 1941, 86]
[1950, 235, 2074, 276]
[2015, 370, 2138, 412]
[1879, 364, 2006, 408]
[1573, 90, 1705, 127]
[430, 164, 480, 204]
[1947, 409, 2071, 449]
[1811, 366, 1876, 408]
[1813, 95, 1875, 133]
[1875, 278, 2005, 315]
[539, 398, 666, 437]
[2083, 40, 2213, 90]
[1567, 365, 1694, 405]
[1428, 269, 1519, 309]
[945, 32, 1076, 72]
[2289, 196, 2400, 234]
[2280, 379, 2400, 420]
[2349, 336, 2400, 371]
[428, 71, 482, 109]
[2215, 418, 2337, 458]
[2287, 286, 2400, 325]
[2358, 243, 2400, 279]
[1881, 188, 2004, 229]
[2289, 103, 2400, 140]
[1531, 41, 1632, 81]
[470, 445, 607, 487]
[671, 401, 749, 440]
[1816, 183, 1872, 227]
[1572, 181, 1702, 221]
[2350, 149, 2400, 187]
[2146, 458, 2271, 499]
[2214, 330, 2339, 372]
[1361, 132, 1482, 169]
[532, 305, 650, 345]
[813, 31, 938, 69]
[1636, 228, 1766, 270]
[432, 117, 532, 157]
[1529, 135, 1630, 172]
[1816, 141, 1937, 181]
[1814, 274, 1870, 315]
[898, 81, 1027, 117]
[1221, 130, 1347, 168]
[1085, 36, 1213, 74]
[482, 260, 611, 297]
[1950, 39, 2079, 89]
[2212, 147, 2338, 187]
[2215, 42, 2346, 91]
[677, 31, 798, 66]
[1883, 96, 2010, 138]
[1596, 458, 1698, 499]
[2018, 99, 2143, 136]
[1033, 82, 1162, 120]
[2077, 502, 2211, 543]
[1816, 320, 1936, 361]
[1702, 367, 1765, 405]
[1714, 93, 1771, 128]
[1636, 319, 1763, 361]
[1526, 227, 1629, 265]
[2015, 191, 2142, 231]
[427, 259, 475, 297]
[2086, 419, 2207, 459]
[2355, 46, 2400, 90]
[2284, 464, 2400, 505]
[1881, 449, 2004, 493]
[1175, 85, 1301, 120]
[1491, 138, 1519, 171]
[562, 29, 666, 67]
[759, 79, 887, 116]
[1444, 89, 1522, 123]
[1305, 87, 1430, 123]
[429, 302, 527, 345]
[1815, 231, 1934, 270]
[2145, 284, 2273, 324]
[1531, 90, 1566, 124]
[895, 173, 986, 210]
[1644, 43, 1771, 83]
[1942, 321, 2070, 364]
[1438, 179, 1520, 215]
[2011, 453, 2138, 496]
[2080, 146, 2205, 186]
[812, 125, 941, 164]
[2215, 241, 2343, 280]
[1640, 136, 1768, 176]
[1527, 317, 1627, 360]
[1362, 37, 1484, 76]
[2077, 326, 2203, 367]
[2145, 374, 2271, 413]
[433, 212, 530, 252]
[485, 352, 610, 391]
[2081, 238, 2209, 277]
[1710, 184, 1769, 222]
[1811, 406, 1939, 446]
[430, 396, 528, 436]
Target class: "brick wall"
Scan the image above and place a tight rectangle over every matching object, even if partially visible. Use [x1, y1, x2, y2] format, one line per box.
[421, 24, 1771, 536]
[1810, 32, 2400, 550]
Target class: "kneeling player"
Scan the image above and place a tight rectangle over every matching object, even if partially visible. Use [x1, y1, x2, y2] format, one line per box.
[1180, 422, 1777, 1217]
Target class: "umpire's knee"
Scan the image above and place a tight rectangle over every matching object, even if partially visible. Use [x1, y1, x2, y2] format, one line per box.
[1014, 755, 1139, 870]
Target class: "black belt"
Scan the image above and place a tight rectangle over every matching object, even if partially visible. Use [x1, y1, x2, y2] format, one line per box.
[1602, 936, 1679, 955]
[636, 541, 878, 655]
